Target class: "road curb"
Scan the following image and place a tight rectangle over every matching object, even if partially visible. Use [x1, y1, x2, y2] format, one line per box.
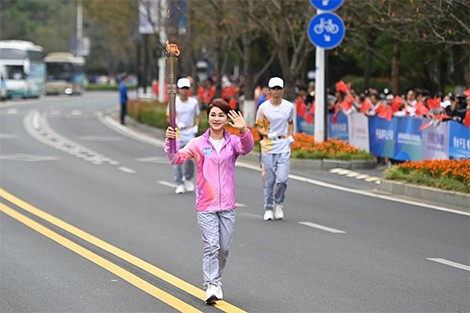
[238, 153, 376, 170]
[378, 180, 470, 211]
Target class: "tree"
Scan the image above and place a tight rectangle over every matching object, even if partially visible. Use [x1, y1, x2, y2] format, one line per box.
[342, 0, 470, 94]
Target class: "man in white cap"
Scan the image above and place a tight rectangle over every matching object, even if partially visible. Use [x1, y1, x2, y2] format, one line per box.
[167, 77, 200, 194]
[255, 77, 294, 220]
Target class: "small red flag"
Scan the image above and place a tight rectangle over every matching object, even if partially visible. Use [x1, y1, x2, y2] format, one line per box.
[415, 101, 429, 116]
[375, 103, 392, 121]
[332, 103, 340, 123]
[335, 81, 350, 93]
[463, 110, 470, 128]
[464, 88, 470, 98]
[360, 98, 373, 114]
[340, 96, 354, 112]
[426, 97, 441, 110]
[419, 120, 433, 131]
[391, 96, 403, 113]
[433, 114, 450, 120]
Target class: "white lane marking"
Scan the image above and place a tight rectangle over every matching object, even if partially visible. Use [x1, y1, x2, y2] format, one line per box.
[346, 172, 359, 177]
[101, 112, 469, 217]
[136, 156, 169, 164]
[355, 174, 369, 179]
[118, 167, 135, 174]
[0, 154, 58, 162]
[329, 168, 343, 173]
[299, 222, 346, 234]
[157, 180, 177, 188]
[427, 258, 470, 272]
[235, 203, 247, 207]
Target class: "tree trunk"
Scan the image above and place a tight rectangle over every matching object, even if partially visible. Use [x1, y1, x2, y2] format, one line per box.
[364, 30, 374, 90]
[391, 30, 401, 95]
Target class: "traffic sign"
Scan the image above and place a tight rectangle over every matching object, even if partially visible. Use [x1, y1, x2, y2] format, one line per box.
[307, 12, 345, 50]
[310, 0, 344, 11]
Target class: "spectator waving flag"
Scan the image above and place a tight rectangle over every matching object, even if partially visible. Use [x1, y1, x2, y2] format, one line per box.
[335, 80, 350, 93]
[360, 98, 373, 114]
[464, 88, 470, 98]
[426, 97, 441, 110]
[375, 103, 392, 121]
[391, 96, 403, 113]
[340, 95, 355, 114]
[463, 110, 470, 128]
[415, 101, 430, 116]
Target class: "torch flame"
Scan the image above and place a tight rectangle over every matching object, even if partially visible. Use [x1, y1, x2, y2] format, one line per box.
[165, 40, 180, 57]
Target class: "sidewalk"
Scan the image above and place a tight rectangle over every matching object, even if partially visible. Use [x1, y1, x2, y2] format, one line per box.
[111, 112, 469, 213]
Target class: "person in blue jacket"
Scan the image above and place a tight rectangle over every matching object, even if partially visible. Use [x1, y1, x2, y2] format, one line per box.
[119, 73, 129, 125]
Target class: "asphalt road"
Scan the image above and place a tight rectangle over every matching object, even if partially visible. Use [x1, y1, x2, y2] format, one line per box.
[1, 92, 469, 313]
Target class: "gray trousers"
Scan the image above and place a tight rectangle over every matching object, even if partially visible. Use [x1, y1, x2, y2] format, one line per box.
[173, 140, 194, 185]
[196, 209, 236, 288]
[261, 151, 291, 210]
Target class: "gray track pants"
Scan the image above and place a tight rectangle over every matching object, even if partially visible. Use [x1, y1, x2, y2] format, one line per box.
[261, 151, 291, 210]
[196, 209, 236, 288]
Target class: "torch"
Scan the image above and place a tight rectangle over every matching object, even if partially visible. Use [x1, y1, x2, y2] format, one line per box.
[165, 40, 180, 153]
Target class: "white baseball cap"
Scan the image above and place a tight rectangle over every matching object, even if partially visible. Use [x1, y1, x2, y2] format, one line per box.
[177, 78, 191, 88]
[268, 77, 284, 89]
[441, 100, 451, 108]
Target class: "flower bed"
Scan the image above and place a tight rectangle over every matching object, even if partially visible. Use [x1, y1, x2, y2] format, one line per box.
[225, 127, 373, 161]
[384, 159, 470, 193]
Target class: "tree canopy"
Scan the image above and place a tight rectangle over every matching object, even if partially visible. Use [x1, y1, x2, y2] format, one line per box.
[1, 0, 468, 96]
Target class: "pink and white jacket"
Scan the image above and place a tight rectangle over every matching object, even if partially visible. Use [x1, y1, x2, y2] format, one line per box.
[165, 129, 254, 212]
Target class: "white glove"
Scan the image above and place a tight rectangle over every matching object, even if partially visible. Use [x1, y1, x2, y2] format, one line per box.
[177, 122, 186, 129]
[267, 132, 278, 140]
[288, 135, 294, 145]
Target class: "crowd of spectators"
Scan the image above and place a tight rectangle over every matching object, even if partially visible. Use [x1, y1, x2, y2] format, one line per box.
[294, 80, 470, 128]
[292, 81, 470, 169]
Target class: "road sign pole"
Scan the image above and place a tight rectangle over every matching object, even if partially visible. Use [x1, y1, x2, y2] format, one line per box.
[315, 44, 326, 142]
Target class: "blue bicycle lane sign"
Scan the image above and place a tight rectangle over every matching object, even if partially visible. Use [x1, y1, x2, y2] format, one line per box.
[307, 12, 345, 50]
[310, 0, 344, 11]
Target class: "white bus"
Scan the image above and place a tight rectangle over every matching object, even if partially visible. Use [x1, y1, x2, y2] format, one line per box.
[0, 40, 45, 98]
[44, 52, 86, 95]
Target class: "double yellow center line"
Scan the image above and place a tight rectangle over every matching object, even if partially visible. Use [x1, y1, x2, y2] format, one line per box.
[0, 188, 246, 313]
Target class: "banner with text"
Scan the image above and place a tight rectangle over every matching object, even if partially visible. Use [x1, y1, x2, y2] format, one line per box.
[421, 119, 450, 160]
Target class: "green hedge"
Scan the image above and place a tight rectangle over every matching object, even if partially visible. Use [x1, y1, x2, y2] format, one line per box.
[128, 99, 209, 135]
[86, 84, 137, 91]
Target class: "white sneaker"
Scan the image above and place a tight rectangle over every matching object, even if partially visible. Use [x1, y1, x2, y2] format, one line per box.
[175, 184, 185, 194]
[205, 285, 219, 304]
[215, 281, 223, 300]
[263, 210, 274, 221]
[273, 203, 284, 219]
[183, 180, 195, 192]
